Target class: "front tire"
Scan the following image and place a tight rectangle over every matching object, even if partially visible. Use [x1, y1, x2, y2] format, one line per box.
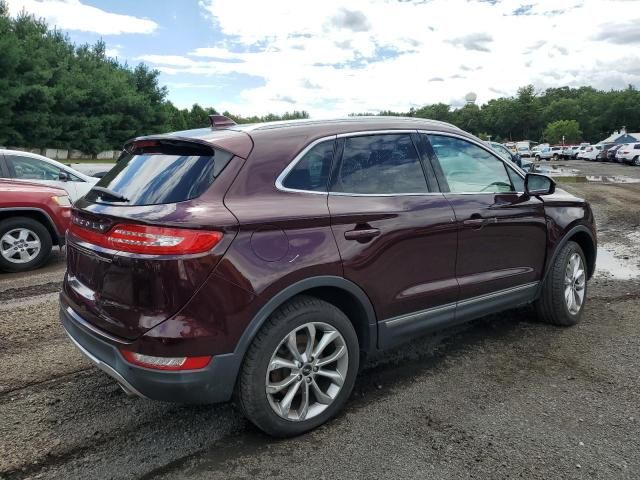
[238, 295, 359, 437]
[0, 217, 53, 272]
[535, 241, 587, 326]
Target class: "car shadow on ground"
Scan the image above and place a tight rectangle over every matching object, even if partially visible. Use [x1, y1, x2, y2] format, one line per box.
[138, 306, 541, 478]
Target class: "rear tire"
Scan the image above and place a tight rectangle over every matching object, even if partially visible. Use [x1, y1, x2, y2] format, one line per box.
[238, 295, 359, 437]
[0, 217, 52, 272]
[535, 241, 587, 326]
[633, 156, 640, 166]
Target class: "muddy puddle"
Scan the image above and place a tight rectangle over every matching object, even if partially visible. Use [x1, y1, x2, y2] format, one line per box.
[596, 247, 640, 280]
[531, 165, 581, 176]
[556, 175, 640, 184]
[530, 164, 640, 184]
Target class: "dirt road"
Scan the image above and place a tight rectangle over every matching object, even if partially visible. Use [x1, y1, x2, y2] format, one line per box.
[1, 160, 638, 480]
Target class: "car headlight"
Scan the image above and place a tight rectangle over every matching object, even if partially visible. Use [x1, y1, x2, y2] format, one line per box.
[52, 195, 72, 206]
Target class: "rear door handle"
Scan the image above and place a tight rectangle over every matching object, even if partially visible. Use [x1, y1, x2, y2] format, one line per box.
[344, 228, 381, 241]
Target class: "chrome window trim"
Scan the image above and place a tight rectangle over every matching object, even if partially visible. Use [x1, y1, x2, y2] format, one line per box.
[274, 128, 529, 198]
[275, 129, 438, 197]
[419, 130, 527, 194]
[329, 191, 441, 197]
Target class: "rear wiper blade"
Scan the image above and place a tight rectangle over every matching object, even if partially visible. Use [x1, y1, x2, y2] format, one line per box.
[90, 186, 129, 203]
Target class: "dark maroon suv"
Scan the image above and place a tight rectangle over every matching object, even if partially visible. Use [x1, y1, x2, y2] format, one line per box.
[61, 116, 596, 436]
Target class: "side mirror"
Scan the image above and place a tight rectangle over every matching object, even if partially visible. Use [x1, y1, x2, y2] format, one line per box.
[525, 173, 555, 196]
[58, 171, 69, 182]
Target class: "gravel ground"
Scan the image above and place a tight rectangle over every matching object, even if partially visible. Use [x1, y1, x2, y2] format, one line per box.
[0, 160, 638, 480]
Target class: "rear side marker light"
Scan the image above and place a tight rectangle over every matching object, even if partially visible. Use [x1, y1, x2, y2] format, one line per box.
[70, 222, 222, 255]
[120, 349, 211, 371]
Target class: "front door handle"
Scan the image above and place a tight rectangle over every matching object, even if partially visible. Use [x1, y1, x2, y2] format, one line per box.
[344, 228, 381, 241]
[463, 216, 497, 230]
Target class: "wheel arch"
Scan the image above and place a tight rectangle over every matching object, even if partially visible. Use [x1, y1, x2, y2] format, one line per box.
[0, 208, 61, 245]
[543, 225, 596, 286]
[235, 276, 378, 360]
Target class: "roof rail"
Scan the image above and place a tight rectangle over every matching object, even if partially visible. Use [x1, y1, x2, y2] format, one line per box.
[208, 115, 237, 129]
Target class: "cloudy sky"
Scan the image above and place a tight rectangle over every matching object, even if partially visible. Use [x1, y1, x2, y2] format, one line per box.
[6, 0, 640, 116]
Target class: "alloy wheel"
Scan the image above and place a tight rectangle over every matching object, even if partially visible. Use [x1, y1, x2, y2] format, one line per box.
[265, 322, 348, 421]
[0, 228, 41, 264]
[564, 253, 586, 315]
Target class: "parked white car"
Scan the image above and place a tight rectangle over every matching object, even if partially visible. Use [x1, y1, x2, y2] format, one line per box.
[562, 145, 579, 159]
[616, 143, 640, 165]
[582, 145, 603, 161]
[576, 146, 592, 160]
[0, 149, 99, 202]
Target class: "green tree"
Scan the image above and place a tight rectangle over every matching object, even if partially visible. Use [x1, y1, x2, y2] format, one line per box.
[544, 120, 582, 144]
[2, 1, 640, 152]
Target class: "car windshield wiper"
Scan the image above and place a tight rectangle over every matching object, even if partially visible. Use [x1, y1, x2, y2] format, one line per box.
[90, 186, 129, 203]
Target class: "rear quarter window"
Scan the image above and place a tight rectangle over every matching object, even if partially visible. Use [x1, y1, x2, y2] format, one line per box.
[281, 140, 335, 192]
[86, 141, 233, 206]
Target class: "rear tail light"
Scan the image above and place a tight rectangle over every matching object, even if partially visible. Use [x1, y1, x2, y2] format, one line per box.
[70, 221, 222, 254]
[120, 349, 211, 370]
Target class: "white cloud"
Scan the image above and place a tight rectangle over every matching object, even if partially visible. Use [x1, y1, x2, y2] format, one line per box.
[105, 44, 123, 58]
[6, 0, 158, 35]
[147, 0, 640, 116]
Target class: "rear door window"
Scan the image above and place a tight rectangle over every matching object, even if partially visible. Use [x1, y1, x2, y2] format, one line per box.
[85, 142, 233, 205]
[330, 134, 428, 194]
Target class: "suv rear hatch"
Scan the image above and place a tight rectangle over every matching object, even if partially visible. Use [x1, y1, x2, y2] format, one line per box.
[62, 135, 248, 340]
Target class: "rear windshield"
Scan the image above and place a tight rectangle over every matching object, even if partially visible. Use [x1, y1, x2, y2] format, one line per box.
[85, 141, 233, 206]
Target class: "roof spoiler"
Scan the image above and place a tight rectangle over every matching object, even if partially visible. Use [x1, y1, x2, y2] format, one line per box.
[208, 115, 237, 129]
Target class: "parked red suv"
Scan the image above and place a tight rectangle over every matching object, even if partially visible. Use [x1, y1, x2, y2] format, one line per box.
[0, 179, 71, 272]
[60, 116, 596, 436]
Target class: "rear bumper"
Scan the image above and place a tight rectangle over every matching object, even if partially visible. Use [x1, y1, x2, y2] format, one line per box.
[60, 303, 242, 404]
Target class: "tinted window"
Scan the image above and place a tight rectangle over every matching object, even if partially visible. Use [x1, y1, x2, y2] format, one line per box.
[86, 143, 233, 206]
[428, 135, 515, 193]
[282, 140, 334, 192]
[7, 156, 61, 181]
[331, 134, 427, 194]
